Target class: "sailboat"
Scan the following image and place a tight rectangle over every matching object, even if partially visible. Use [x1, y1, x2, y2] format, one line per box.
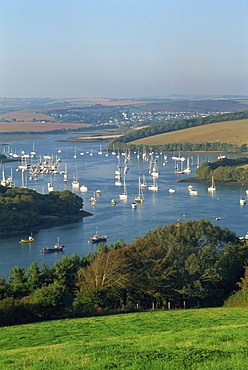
[140, 175, 147, 189]
[115, 178, 122, 186]
[48, 175, 54, 192]
[63, 163, 68, 183]
[89, 192, 97, 202]
[72, 167, 80, 188]
[73, 147, 77, 159]
[208, 176, 216, 191]
[183, 157, 191, 173]
[134, 177, 144, 203]
[150, 159, 159, 177]
[148, 177, 158, 191]
[48, 182, 54, 192]
[240, 185, 246, 205]
[175, 159, 185, 174]
[119, 176, 128, 200]
[30, 142, 36, 158]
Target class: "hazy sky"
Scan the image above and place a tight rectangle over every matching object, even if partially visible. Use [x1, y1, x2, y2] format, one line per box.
[0, 0, 248, 99]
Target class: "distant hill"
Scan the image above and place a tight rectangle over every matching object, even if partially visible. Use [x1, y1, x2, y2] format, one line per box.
[137, 99, 248, 112]
[107, 111, 248, 152]
[131, 119, 248, 146]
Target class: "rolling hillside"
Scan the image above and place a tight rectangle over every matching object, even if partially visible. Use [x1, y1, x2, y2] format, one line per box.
[1, 307, 248, 369]
[131, 119, 248, 146]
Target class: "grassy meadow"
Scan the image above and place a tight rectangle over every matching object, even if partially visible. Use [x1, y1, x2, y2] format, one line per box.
[1, 307, 248, 369]
[131, 119, 248, 146]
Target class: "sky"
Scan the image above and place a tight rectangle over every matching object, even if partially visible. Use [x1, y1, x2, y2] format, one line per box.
[0, 0, 248, 99]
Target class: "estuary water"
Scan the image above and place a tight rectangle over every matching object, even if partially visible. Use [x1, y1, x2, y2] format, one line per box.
[0, 134, 247, 277]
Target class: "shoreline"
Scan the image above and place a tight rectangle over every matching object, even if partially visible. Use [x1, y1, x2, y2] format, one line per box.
[175, 177, 248, 186]
[0, 210, 93, 236]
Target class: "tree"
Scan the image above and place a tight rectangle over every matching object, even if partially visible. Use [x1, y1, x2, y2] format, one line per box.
[8, 266, 28, 299]
[122, 237, 174, 309]
[26, 262, 42, 292]
[76, 250, 126, 309]
[31, 280, 71, 319]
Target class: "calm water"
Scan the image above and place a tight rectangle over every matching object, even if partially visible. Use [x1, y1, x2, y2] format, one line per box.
[0, 134, 247, 277]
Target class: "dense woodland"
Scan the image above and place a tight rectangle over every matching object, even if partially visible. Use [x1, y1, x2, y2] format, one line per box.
[128, 142, 247, 153]
[0, 219, 248, 326]
[107, 110, 248, 151]
[196, 157, 248, 182]
[0, 187, 84, 233]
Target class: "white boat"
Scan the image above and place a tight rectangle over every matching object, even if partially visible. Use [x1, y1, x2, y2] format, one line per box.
[208, 176, 216, 192]
[188, 185, 194, 190]
[240, 198, 246, 205]
[119, 176, 128, 200]
[115, 179, 122, 186]
[168, 188, 176, 193]
[63, 163, 68, 183]
[140, 175, 147, 189]
[72, 179, 79, 188]
[98, 145, 103, 155]
[48, 182, 54, 192]
[240, 185, 246, 205]
[175, 160, 184, 174]
[150, 159, 159, 177]
[134, 177, 144, 204]
[183, 157, 191, 173]
[172, 152, 186, 162]
[80, 185, 88, 192]
[131, 202, 137, 209]
[95, 189, 102, 195]
[148, 178, 158, 191]
[73, 148, 77, 159]
[89, 193, 97, 202]
[189, 189, 198, 195]
[218, 154, 226, 159]
[72, 167, 79, 188]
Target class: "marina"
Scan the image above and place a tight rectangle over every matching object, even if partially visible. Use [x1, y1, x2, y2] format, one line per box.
[0, 134, 247, 277]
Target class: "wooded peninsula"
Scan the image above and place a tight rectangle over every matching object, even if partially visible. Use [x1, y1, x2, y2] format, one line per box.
[196, 156, 248, 182]
[0, 187, 91, 235]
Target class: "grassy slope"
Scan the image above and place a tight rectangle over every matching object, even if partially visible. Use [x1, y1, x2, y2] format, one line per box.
[1, 307, 248, 369]
[131, 119, 248, 146]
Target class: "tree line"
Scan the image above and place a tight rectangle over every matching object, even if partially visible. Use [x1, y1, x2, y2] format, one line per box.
[107, 110, 248, 151]
[196, 157, 248, 182]
[0, 220, 247, 326]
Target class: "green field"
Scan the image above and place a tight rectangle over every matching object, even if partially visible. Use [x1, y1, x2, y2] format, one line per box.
[1, 307, 248, 369]
[131, 119, 248, 146]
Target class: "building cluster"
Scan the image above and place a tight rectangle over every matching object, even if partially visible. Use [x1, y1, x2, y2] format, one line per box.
[51, 109, 228, 128]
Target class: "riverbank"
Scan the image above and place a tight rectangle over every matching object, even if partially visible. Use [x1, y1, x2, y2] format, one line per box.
[176, 177, 248, 186]
[0, 210, 93, 236]
[61, 134, 121, 142]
